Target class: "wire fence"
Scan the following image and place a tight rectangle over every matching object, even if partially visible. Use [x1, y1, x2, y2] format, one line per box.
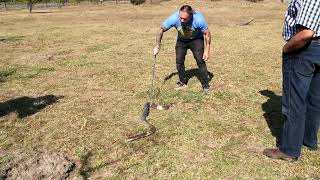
[0, 0, 137, 11]
[0, 2, 64, 11]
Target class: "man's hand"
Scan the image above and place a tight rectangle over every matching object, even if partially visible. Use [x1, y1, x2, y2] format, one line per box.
[282, 44, 290, 54]
[153, 28, 165, 57]
[203, 50, 209, 61]
[153, 45, 160, 56]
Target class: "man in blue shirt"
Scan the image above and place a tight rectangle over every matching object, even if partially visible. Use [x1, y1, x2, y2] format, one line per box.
[153, 5, 212, 94]
[263, 0, 320, 161]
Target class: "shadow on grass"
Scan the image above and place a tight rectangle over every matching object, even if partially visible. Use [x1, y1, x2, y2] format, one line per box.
[79, 151, 121, 179]
[0, 95, 63, 118]
[78, 136, 167, 178]
[260, 90, 283, 147]
[164, 68, 214, 85]
[31, 11, 55, 14]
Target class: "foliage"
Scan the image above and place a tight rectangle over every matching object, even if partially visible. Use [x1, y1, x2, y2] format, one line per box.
[130, 0, 145, 5]
[245, 0, 263, 2]
[0, 0, 11, 10]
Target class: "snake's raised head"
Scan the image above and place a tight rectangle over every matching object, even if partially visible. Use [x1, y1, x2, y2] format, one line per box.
[141, 102, 151, 118]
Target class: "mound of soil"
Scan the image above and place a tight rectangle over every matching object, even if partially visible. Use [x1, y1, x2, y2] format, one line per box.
[4, 152, 76, 180]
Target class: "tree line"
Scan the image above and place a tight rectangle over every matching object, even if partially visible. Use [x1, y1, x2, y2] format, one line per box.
[0, 0, 145, 13]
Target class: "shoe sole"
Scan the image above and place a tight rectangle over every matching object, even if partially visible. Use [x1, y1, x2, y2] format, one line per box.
[175, 86, 187, 91]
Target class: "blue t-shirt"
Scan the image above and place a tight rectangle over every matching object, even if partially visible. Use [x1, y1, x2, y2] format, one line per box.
[162, 10, 208, 41]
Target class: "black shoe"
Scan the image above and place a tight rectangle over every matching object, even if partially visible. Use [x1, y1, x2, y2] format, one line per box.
[303, 143, 318, 151]
[308, 146, 318, 151]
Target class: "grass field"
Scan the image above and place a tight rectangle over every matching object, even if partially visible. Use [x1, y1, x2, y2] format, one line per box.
[0, 0, 320, 179]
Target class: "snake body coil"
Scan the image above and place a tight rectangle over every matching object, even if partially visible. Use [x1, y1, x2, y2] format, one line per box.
[126, 102, 156, 142]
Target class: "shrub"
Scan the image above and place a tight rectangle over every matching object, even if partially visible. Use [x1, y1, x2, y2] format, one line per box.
[130, 0, 145, 5]
[245, 0, 263, 2]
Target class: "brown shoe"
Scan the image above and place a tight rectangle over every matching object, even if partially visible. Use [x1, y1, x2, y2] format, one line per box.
[263, 148, 298, 161]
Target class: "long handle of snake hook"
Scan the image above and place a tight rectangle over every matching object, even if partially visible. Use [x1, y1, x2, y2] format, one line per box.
[150, 55, 157, 105]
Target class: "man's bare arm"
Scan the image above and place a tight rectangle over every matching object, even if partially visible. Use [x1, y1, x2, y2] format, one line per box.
[154, 28, 166, 56]
[203, 29, 211, 60]
[283, 26, 315, 54]
[156, 28, 165, 47]
[204, 29, 211, 50]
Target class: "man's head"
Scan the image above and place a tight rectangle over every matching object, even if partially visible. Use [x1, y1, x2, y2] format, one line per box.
[179, 5, 193, 23]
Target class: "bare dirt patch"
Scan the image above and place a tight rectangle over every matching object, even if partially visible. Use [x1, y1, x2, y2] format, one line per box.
[3, 152, 77, 180]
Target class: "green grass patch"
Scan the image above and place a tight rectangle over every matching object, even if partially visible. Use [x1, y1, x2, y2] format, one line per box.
[0, 66, 55, 82]
[0, 36, 24, 43]
[0, 68, 17, 82]
[15, 67, 55, 79]
[139, 87, 218, 105]
[86, 43, 115, 53]
[0, 155, 12, 179]
[213, 90, 237, 100]
[59, 55, 100, 67]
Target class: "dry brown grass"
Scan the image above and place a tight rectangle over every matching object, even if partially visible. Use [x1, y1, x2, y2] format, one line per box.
[0, 0, 319, 179]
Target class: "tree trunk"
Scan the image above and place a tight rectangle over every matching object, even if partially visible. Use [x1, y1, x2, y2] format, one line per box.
[28, 2, 33, 13]
[116, 0, 118, 4]
[45, 0, 48, 7]
[4, 2, 7, 10]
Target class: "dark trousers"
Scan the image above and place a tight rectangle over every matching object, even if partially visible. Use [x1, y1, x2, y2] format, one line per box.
[280, 40, 320, 157]
[175, 38, 209, 88]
